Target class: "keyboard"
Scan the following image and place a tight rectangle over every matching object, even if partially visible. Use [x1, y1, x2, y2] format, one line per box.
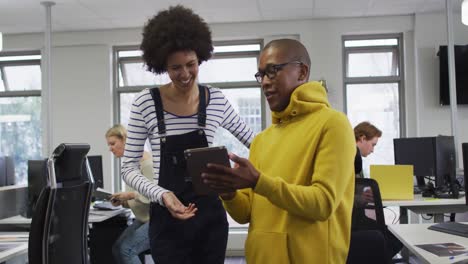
[428, 222, 468, 238]
[93, 201, 121, 211]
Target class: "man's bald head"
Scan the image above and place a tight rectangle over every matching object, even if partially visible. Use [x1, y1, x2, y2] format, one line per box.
[263, 39, 311, 68]
[258, 38, 312, 112]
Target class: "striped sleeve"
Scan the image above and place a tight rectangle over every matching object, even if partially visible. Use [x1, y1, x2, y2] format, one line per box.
[121, 91, 169, 205]
[219, 92, 254, 147]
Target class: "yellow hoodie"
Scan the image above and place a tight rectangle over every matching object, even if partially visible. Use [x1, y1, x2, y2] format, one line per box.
[223, 81, 355, 263]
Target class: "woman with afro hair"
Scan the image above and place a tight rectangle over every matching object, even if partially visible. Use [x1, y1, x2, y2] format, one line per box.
[121, 5, 254, 264]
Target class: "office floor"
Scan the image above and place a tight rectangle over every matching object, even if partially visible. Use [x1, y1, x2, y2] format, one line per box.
[142, 256, 246, 264]
[227, 255, 419, 264]
[6, 255, 423, 264]
[392, 253, 423, 264]
[227, 254, 421, 264]
[226, 255, 420, 264]
[224, 257, 246, 264]
[143, 253, 421, 264]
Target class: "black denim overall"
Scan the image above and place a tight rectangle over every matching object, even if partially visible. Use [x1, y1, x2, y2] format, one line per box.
[148, 86, 228, 264]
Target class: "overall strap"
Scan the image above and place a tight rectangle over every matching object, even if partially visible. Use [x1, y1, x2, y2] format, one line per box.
[149, 88, 166, 135]
[197, 85, 207, 127]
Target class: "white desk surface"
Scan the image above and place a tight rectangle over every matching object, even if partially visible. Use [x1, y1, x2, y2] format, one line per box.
[389, 223, 468, 264]
[0, 184, 27, 192]
[383, 194, 466, 207]
[0, 232, 28, 263]
[0, 208, 129, 225]
[383, 194, 468, 223]
[88, 207, 130, 222]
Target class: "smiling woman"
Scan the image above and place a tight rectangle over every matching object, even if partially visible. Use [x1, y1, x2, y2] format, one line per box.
[116, 41, 262, 162]
[120, 5, 254, 264]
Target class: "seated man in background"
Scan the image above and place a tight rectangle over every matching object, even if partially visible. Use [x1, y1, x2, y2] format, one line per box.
[354, 121, 381, 178]
[351, 121, 402, 261]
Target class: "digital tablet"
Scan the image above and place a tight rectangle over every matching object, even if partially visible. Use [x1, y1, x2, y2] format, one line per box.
[184, 146, 230, 196]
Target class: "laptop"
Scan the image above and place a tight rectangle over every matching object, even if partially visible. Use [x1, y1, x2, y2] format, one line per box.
[370, 165, 414, 200]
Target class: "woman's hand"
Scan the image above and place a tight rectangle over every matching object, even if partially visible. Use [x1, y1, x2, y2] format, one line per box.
[110, 192, 136, 206]
[162, 192, 197, 220]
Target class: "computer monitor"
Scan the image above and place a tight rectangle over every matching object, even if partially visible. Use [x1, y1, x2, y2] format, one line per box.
[434, 136, 457, 191]
[394, 136, 456, 190]
[0, 156, 15, 187]
[85, 155, 103, 189]
[22, 159, 48, 218]
[394, 137, 435, 187]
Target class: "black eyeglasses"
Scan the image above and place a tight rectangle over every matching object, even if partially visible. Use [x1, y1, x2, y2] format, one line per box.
[254, 61, 303, 83]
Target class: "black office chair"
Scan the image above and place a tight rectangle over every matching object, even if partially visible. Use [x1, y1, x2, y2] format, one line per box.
[351, 178, 386, 233]
[347, 178, 390, 264]
[29, 143, 94, 264]
[28, 185, 51, 263]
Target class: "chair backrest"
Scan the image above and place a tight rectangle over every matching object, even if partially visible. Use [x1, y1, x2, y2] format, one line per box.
[28, 186, 52, 264]
[48, 181, 92, 264]
[28, 143, 94, 264]
[52, 143, 92, 183]
[351, 178, 386, 234]
[463, 143, 468, 205]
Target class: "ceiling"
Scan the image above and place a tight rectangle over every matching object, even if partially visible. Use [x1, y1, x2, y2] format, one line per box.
[0, 0, 463, 34]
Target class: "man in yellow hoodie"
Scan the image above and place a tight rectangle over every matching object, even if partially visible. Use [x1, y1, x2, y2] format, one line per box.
[202, 39, 355, 263]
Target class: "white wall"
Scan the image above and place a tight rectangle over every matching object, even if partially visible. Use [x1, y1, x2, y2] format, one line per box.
[414, 12, 468, 166]
[50, 44, 113, 187]
[2, 13, 467, 191]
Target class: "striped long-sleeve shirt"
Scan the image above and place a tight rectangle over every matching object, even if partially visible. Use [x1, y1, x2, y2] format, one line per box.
[121, 86, 254, 205]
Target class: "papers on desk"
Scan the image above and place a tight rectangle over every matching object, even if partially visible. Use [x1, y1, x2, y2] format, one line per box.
[416, 242, 468, 257]
[0, 241, 28, 263]
[0, 234, 28, 254]
[93, 187, 113, 201]
[95, 187, 112, 196]
[0, 243, 19, 253]
[93, 201, 122, 211]
[0, 234, 28, 243]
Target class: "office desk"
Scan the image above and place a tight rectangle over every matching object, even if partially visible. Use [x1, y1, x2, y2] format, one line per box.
[389, 223, 468, 264]
[0, 207, 129, 225]
[383, 194, 468, 223]
[88, 208, 131, 222]
[0, 185, 27, 192]
[0, 232, 28, 263]
[0, 209, 130, 264]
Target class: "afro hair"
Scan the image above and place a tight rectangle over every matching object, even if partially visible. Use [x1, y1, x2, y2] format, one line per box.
[140, 5, 213, 74]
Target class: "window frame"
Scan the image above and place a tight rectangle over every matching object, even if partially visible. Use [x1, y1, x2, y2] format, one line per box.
[0, 50, 41, 97]
[342, 33, 406, 136]
[0, 50, 42, 185]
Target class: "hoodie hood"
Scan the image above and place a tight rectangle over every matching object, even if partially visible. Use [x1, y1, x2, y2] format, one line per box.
[271, 81, 330, 124]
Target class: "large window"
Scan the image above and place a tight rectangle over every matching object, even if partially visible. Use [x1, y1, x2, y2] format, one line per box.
[0, 51, 42, 185]
[343, 34, 404, 176]
[114, 41, 263, 228]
